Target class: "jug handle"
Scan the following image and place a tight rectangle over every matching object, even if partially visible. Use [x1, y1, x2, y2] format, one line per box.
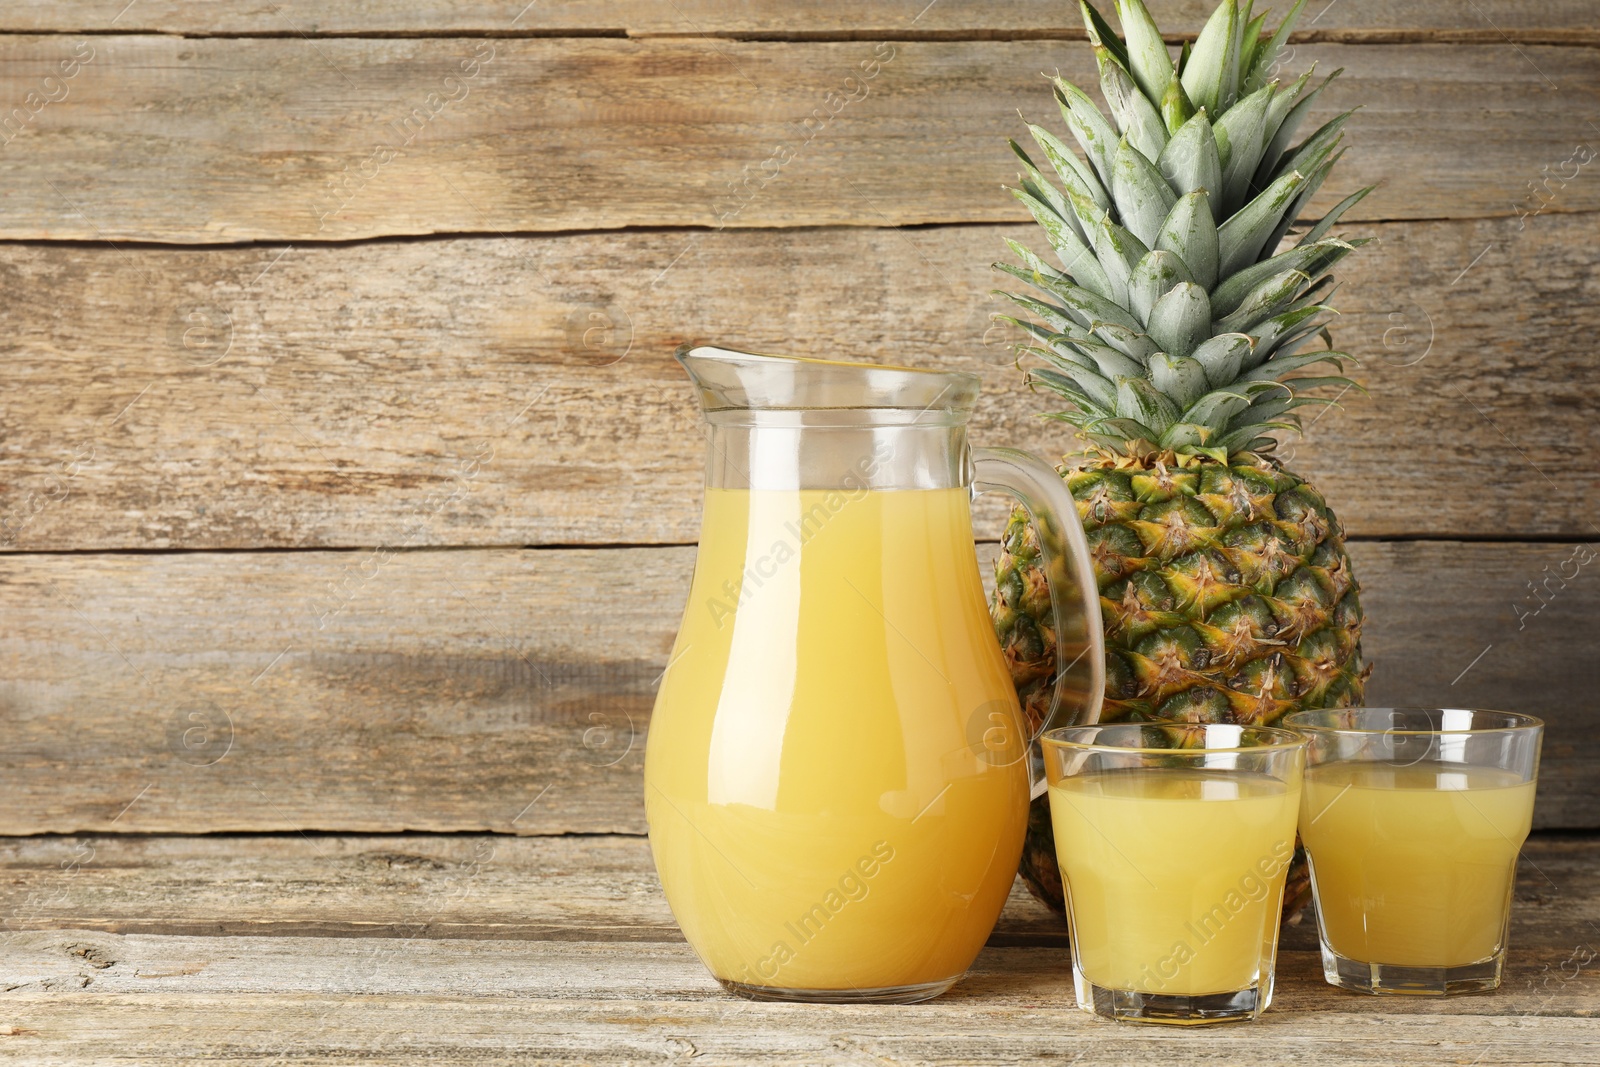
[972, 447, 1105, 800]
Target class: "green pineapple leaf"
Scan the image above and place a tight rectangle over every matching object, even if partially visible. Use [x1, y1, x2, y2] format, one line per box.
[1157, 421, 1215, 451]
[1297, 187, 1375, 246]
[1093, 319, 1162, 361]
[1278, 374, 1364, 394]
[1243, 349, 1355, 382]
[1181, 385, 1261, 429]
[1068, 334, 1149, 378]
[1149, 351, 1211, 408]
[992, 288, 1079, 333]
[1084, 417, 1161, 447]
[1111, 139, 1180, 247]
[1010, 140, 1075, 227]
[998, 257, 1145, 333]
[991, 312, 1059, 347]
[1028, 123, 1112, 210]
[1101, 51, 1170, 162]
[1278, 109, 1355, 181]
[1255, 69, 1343, 184]
[1213, 84, 1275, 213]
[1156, 190, 1220, 290]
[1029, 365, 1118, 413]
[1158, 111, 1224, 205]
[1116, 0, 1177, 104]
[1216, 168, 1307, 276]
[1159, 73, 1197, 135]
[1009, 186, 1116, 299]
[1090, 210, 1152, 307]
[1210, 238, 1355, 317]
[1214, 268, 1310, 334]
[1257, 67, 1316, 167]
[1266, 148, 1344, 253]
[1239, 9, 1269, 77]
[1190, 332, 1256, 387]
[1246, 305, 1331, 367]
[1146, 282, 1213, 358]
[1078, 0, 1131, 73]
[1054, 80, 1120, 188]
[1128, 249, 1196, 324]
[999, 239, 1066, 284]
[1246, 0, 1310, 93]
[1115, 376, 1182, 432]
[1180, 0, 1240, 115]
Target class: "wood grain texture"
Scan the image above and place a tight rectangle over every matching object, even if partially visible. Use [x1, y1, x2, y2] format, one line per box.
[0, 539, 1594, 835]
[0, 36, 1594, 242]
[0, 548, 667, 837]
[0, 833, 1047, 943]
[1, 212, 1594, 551]
[0, 993, 1594, 1066]
[3, 832, 1595, 952]
[0, 834, 1595, 1064]
[3, 1, 1596, 42]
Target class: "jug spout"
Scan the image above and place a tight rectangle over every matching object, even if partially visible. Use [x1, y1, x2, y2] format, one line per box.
[676, 344, 980, 425]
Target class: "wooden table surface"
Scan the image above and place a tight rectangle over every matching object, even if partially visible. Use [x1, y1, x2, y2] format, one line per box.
[2, 832, 1597, 1064]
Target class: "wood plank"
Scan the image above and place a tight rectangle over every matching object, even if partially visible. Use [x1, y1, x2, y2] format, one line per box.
[0, 548, 667, 837]
[0, 833, 1039, 944]
[0, 540, 1595, 835]
[0, 37, 1593, 241]
[0, 834, 689, 943]
[5, 931, 1597, 1014]
[2, 833, 1594, 952]
[0, 993, 1595, 1066]
[0, 834, 1595, 1063]
[1, 212, 1594, 550]
[3, 1, 1596, 42]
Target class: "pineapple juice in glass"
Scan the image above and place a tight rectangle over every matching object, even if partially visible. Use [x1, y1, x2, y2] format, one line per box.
[1041, 723, 1307, 1025]
[646, 345, 1105, 1003]
[1286, 708, 1543, 995]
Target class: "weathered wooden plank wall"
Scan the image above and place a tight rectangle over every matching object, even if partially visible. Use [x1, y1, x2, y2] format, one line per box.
[2, 1, 1598, 40]
[1, 542, 1594, 833]
[0, 214, 1592, 549]
[0, 2, 1595, 837]
[0, 38, 1595, 240]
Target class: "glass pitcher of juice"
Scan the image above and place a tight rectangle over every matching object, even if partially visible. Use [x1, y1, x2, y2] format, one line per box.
[645, 344, 1104, 1003]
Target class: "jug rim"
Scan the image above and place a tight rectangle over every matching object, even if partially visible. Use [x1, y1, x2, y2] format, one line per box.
[682, 345, 961, 377]
[676, 343, 982, 420]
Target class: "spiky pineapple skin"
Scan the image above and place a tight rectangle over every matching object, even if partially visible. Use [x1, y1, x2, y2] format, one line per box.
[991, 452, 1367, 921]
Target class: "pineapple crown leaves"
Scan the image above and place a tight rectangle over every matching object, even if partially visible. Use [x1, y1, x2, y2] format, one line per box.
[993, 0, 1373, 462]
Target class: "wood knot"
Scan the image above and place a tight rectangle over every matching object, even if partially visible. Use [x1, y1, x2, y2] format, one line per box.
[66, 943, 115, 970]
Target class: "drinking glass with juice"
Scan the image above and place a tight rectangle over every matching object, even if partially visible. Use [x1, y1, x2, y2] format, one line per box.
[1041, 723, 1307, 1025]
[1286, 707, 1543, 995]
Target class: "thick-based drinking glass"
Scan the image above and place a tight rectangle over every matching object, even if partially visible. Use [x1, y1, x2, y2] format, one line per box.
[1041, 723, 1307, 1025]
[1285, 707, 1543, 995]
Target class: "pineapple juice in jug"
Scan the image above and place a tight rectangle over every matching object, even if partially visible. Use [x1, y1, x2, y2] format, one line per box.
[646, 483, 1030, 994]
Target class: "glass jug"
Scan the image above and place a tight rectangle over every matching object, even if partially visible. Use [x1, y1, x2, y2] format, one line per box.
[645, 344, 1103, 1003]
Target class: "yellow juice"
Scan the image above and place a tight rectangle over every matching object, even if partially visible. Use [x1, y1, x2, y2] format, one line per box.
[1048, 769, 1300, 996]
[645, 486, 1029, 992]
[1301, 760, 1535, 967]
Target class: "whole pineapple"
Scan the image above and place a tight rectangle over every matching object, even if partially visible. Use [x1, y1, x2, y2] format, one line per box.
[990, 0, 1370, 920]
